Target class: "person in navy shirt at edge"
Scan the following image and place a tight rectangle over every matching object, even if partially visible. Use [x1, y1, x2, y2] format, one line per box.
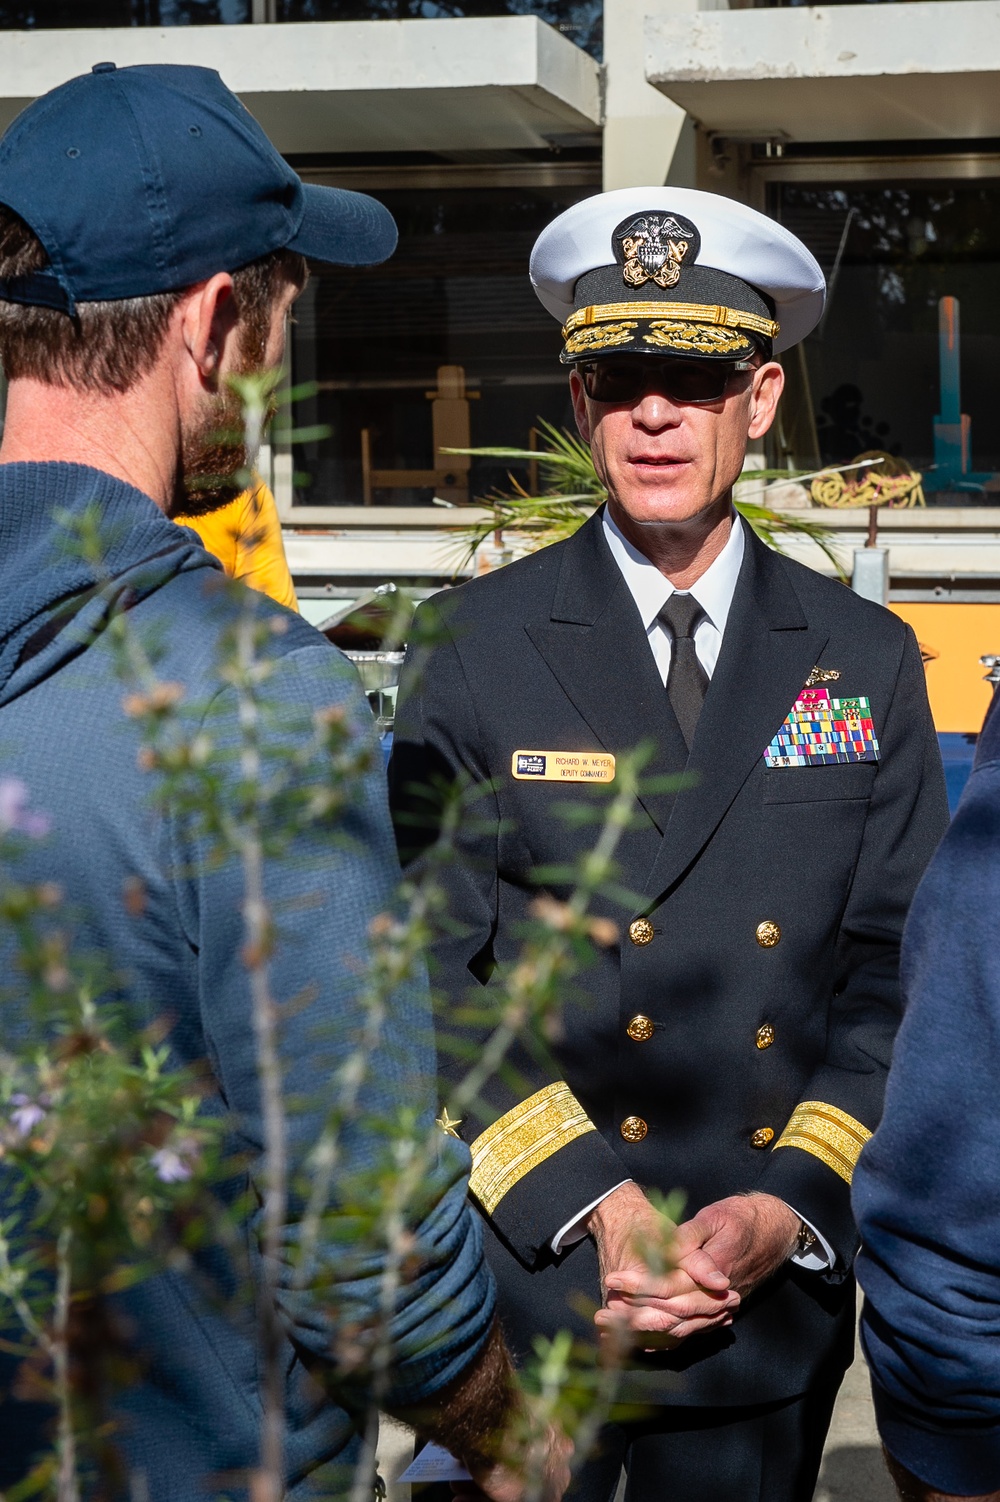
[855, 680, 1000, 1502]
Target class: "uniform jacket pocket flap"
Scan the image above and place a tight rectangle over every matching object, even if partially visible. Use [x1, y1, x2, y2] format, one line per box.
[763, 762, 877, 804]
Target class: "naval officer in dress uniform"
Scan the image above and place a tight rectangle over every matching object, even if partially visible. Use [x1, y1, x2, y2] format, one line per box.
[389, 189, 949, 1501]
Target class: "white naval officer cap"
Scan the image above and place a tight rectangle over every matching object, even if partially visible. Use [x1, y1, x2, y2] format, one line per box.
[530, 186, 825, 363]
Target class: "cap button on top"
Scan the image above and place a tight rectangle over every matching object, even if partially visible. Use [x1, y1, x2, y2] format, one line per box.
[626, 1015, 655, 1043]
[620, 1116, 648, 1143]
[92, 61, 117, 73]
[756, 1023, 775, 1050]
[629, 918, 654, 946]
[756, 920, 781, 948]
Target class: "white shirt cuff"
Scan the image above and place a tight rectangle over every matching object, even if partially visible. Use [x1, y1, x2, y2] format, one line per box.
[785, 1204, 835, 1271]
[551, 1180, 632, 1254]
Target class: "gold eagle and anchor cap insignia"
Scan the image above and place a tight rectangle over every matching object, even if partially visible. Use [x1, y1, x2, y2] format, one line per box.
[615, 210, 700, 292]
[529, 187, 826, 366]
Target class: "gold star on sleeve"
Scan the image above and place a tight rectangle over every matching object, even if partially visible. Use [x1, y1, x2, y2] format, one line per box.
[435, 1108, 463, 1139]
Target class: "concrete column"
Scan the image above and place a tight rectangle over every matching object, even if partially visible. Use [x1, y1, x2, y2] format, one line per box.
[603, 0, 710, 191]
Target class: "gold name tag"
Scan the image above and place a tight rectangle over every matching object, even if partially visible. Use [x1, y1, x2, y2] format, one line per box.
[511, 750, 616, 783]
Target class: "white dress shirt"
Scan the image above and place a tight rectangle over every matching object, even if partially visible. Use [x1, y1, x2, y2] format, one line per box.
[601, 504, 746, 686]
[550, 508, 833, 1272]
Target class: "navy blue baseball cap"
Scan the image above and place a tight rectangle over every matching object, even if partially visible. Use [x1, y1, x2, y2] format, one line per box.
[0, 61, 398, 315]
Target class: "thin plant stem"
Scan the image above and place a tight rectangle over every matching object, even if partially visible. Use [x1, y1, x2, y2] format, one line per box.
[0, 1227, 45, 1346]
[233, 605, 288, 1502]
[0, 1225, 81, 1502]
[53, 1226, 80, 1502]
[349, 1130, 434, 1502]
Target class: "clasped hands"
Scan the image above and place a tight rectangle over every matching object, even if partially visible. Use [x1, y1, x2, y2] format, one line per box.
[588, 1182, 801, 1350]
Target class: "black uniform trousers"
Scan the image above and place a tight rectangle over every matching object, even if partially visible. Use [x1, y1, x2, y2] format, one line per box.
[413, 1381, 839, 1502]
[568, 1380, 842, 1502]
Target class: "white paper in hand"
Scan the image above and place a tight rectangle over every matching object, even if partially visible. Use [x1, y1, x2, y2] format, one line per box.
[398, 1442, 472, 1483]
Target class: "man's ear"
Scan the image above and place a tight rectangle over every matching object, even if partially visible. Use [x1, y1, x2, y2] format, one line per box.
[180, 272, 238, 387]
[747, 361, 785, 441]
[569, 369, 592, 444]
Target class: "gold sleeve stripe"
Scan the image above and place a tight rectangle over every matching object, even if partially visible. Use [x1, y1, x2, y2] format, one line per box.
[468, 1082, 596, 1215]
[562, 301, 780, 341]
[773, 1101, 873, 1186]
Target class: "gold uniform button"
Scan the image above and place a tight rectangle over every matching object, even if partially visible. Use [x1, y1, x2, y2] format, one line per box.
[620, 1116, 648, 1143]
[756, 1023, 775, 1050]
[626, 1015, 655, 1043]
[751, 1127, 775, 1148]
[756, 920, 781, 948]
[629, 917, 655, 946]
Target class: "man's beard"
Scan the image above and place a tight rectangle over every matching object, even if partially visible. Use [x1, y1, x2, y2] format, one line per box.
[170, 329, 278, 519]
[171, 384, 252, 519]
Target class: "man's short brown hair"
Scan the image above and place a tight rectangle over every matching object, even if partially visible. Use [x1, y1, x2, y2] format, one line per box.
[0, 206, 307, 395]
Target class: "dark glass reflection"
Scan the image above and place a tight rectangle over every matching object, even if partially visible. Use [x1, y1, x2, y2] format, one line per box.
[290, 181, 595, 507]
[772, 180, 1000, 495]
[277, 1, 601, 56]
[0, 0, 599, 46]
[0, 0, 248, 21]
[0, 0, 247, 19]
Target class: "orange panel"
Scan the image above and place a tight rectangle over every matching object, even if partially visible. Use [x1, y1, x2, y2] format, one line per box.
[889, 602, 1000, 733]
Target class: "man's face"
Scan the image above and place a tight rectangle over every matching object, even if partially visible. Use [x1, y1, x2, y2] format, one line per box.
[569, 355, 784, 531]
[176, 276, 300, 518]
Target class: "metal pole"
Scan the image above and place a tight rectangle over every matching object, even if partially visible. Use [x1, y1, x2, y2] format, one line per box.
[852, 547, 889, 606]
[251, 0, 277, 21]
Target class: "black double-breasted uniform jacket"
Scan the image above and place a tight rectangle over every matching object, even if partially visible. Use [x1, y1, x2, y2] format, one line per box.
[389, 511, 948, 1408]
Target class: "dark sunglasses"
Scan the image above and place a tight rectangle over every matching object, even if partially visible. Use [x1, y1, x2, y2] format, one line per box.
[579, 356, 754, 407]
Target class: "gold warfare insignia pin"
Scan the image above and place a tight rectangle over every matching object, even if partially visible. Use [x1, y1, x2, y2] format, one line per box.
[512, 750, 616, 784]
[613, 210, 700, 292]
[436, 1108, 463, 1139]
[805, 665, 841, 687]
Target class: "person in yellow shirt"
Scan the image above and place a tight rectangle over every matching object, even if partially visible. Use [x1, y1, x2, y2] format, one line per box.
[174, 480, 298, 611]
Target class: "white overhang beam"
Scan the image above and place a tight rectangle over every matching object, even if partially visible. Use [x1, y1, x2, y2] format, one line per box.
[0, 17, 601, 154]
[645, 1, 1000, 144]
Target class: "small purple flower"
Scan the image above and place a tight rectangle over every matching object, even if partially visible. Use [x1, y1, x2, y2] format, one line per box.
[151, 1136, 201, 1184]
[151, 1148, 192, 1184]
[0, 779, 51, 839]
[10, 1093, 47, 1138]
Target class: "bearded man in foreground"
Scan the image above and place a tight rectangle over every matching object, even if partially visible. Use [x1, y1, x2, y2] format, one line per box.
[0, 61, 564, 1502]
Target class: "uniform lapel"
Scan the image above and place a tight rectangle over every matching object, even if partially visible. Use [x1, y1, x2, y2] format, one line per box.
[642, 526, 828, 902]
[525, 511, 688, 835]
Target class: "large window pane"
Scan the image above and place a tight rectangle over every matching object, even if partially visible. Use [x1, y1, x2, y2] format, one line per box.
[0, 1, 249, 22]
[276, 1, 601, 56]
[289, 178, 596, 507]
[771, 178, 1000, 500]
[0, 0, 599, 47]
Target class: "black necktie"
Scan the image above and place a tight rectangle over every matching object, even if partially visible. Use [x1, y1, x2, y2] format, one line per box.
[658, 593, 709, 751]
